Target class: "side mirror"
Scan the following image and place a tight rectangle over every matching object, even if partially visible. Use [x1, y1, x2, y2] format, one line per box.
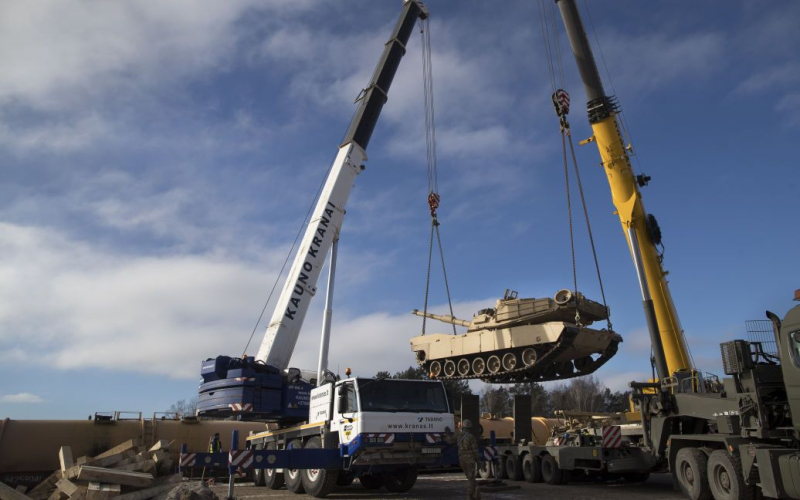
[338, 389, 349, 413]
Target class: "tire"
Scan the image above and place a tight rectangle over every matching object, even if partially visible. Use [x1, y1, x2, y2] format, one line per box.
[478, 460, 493, 479]
[495, 456, 508, 480]
[674, 448, 710, 500]
[522, 454, 542, 483]
[505, 455, 523, 481]
[541, 454, 566, 485]
[285, 439, 305, 494]
[253, 444, 266, 487]
[707, 450, 755, 500]
[359, 474, 383, 490]
[623, 472, 651, 483]
[336, 471, 355, 487]
[264, 442, 284, 490]
[382, 467, 418, 493]
[300, 437, 338, 498]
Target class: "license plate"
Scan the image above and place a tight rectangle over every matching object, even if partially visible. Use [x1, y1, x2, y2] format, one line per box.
[421, 447, 441, 454]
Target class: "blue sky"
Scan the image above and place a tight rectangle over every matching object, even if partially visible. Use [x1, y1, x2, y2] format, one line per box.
[1, 0, 798, 419]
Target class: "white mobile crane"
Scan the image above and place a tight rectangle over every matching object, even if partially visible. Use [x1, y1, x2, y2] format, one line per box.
[195, 1, 457, 497]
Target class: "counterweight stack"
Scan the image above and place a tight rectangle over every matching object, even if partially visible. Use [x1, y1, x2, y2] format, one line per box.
[410, 289, 622, 383]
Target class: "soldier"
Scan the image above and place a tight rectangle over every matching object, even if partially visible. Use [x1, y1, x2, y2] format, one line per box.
[446, 420, 481, 500]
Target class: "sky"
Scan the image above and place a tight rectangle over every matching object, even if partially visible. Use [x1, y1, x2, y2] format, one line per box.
[1, 0, 798, 420]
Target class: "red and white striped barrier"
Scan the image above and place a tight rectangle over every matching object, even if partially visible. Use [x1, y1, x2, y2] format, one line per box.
[602, 426, 623, 448]
[482, 446, 498, 461]
[229, 450, 254, 469]
[228, 403, 253, 412]
[425, 433, 443, 444]
[180, 453, 196, 468]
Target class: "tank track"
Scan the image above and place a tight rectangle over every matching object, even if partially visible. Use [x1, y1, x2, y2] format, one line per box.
[423, 327, 621, 384]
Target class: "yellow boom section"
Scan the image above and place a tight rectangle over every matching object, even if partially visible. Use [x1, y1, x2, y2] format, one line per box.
[589, 114, 692, 375]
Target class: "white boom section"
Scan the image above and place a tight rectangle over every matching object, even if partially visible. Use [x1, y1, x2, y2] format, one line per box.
[255, 143, 366, 369]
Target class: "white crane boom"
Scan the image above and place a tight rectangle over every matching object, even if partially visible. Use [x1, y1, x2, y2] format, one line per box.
[255, 0, 429, 370]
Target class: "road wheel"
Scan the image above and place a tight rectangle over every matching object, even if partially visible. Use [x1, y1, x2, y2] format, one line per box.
[522, 454, 542, 483]
[522, 348, 537, 366]
[430, 361, 442, 377]
[457, 358, 471, 376]
[675, 448, 710, 500]
[623, 472, 651, 483]
[707, 450, 755, 500]
[359, 474, 383, 490]
[264, 442, 284, 490]
[383, 467, 418, 493]
[505, 455, 523, 481]
[541, 454, 566, 485]
[336, 471, 355, 487]
[472, 357, 486, 375]
[300, 437, 338, 498]
[487, 355, 502, 374]
[502, 352, 518, 371]
[478, 460, 494, 479]
[285, 439, 305, 494]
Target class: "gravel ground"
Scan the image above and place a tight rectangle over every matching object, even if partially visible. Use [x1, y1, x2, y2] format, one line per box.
[209, 472, 682, 500]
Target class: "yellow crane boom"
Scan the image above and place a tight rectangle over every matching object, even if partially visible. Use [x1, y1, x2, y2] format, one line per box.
[555, 0, 692, 379]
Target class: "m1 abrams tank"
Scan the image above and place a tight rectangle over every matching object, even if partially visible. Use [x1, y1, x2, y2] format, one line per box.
[409, 289, 622, 383]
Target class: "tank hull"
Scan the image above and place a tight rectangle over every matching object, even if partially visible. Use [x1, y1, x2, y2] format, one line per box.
[410, 321, 621, 383]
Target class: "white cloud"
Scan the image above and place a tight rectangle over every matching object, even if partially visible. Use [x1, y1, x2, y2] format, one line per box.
[1, 393, 44, 403]
[0, 1, 321, 110]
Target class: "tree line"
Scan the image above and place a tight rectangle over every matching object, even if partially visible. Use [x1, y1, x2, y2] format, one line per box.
[376, 366, 631, 419]
[169, 368, 631, 419]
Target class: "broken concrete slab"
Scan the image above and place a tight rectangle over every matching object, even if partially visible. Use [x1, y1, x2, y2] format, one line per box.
[59, 448, 74, 474]
[76, 467, 152, 489]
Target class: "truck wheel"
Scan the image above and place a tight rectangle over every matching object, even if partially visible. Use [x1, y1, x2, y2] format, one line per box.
[674, 448, 710, 500]
[253, 444, 266, 487]
[383, 467, 418, 493]
[478, 461, 494, 479]
[522, 454, 542, 483]
[622, 472, 650, 483]
[707, 450, 755, 500]
[264, 443, 285, 490]
[285, 439, 306, 494]
[541, 454, 566, 485]
[495, 456, 508, 479]
[300, 437, 339, 498]
[336, 471, 355, 486]
[359, 474, 383, 490]
[505, 455, 523, 481]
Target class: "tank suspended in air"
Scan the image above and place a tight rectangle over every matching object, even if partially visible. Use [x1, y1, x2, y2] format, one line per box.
[409, 289, 622, 383]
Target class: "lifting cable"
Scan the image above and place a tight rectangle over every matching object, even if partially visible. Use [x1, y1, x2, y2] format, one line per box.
[539, 0, 612, 331]
[419, 17, 456, 336]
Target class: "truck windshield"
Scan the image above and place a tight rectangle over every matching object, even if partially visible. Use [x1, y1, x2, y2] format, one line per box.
[356, 379, 449, 413]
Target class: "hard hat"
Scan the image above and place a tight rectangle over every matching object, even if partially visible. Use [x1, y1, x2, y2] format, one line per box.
[462, 419, 473, 429]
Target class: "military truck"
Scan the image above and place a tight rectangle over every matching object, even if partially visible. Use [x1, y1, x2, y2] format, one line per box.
[409, 289, 622, 383]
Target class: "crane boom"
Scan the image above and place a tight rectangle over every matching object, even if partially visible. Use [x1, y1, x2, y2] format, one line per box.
[555, 0, 691, 379]
[255, 0, 428, 370]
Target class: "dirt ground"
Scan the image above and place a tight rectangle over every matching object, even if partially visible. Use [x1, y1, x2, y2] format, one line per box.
[210, 472, 682, 500]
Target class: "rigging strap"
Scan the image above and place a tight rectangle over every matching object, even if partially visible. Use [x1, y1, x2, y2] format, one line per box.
[419, 18, 456, 336]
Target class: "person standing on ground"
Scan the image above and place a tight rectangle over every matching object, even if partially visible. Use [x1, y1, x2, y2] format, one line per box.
[446, 420, 481, 500]
[208, 432, 222, 453]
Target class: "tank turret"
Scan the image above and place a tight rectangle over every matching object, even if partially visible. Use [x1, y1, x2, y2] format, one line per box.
[409, 289, 622, 383]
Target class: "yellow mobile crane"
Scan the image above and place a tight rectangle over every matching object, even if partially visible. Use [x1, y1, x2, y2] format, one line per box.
[555, 0, 691, 382]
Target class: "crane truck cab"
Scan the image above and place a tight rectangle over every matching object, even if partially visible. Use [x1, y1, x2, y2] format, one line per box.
[246, 377, 454, 495]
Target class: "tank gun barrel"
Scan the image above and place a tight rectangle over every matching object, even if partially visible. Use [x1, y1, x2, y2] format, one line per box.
[411, 309, 471, 328]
